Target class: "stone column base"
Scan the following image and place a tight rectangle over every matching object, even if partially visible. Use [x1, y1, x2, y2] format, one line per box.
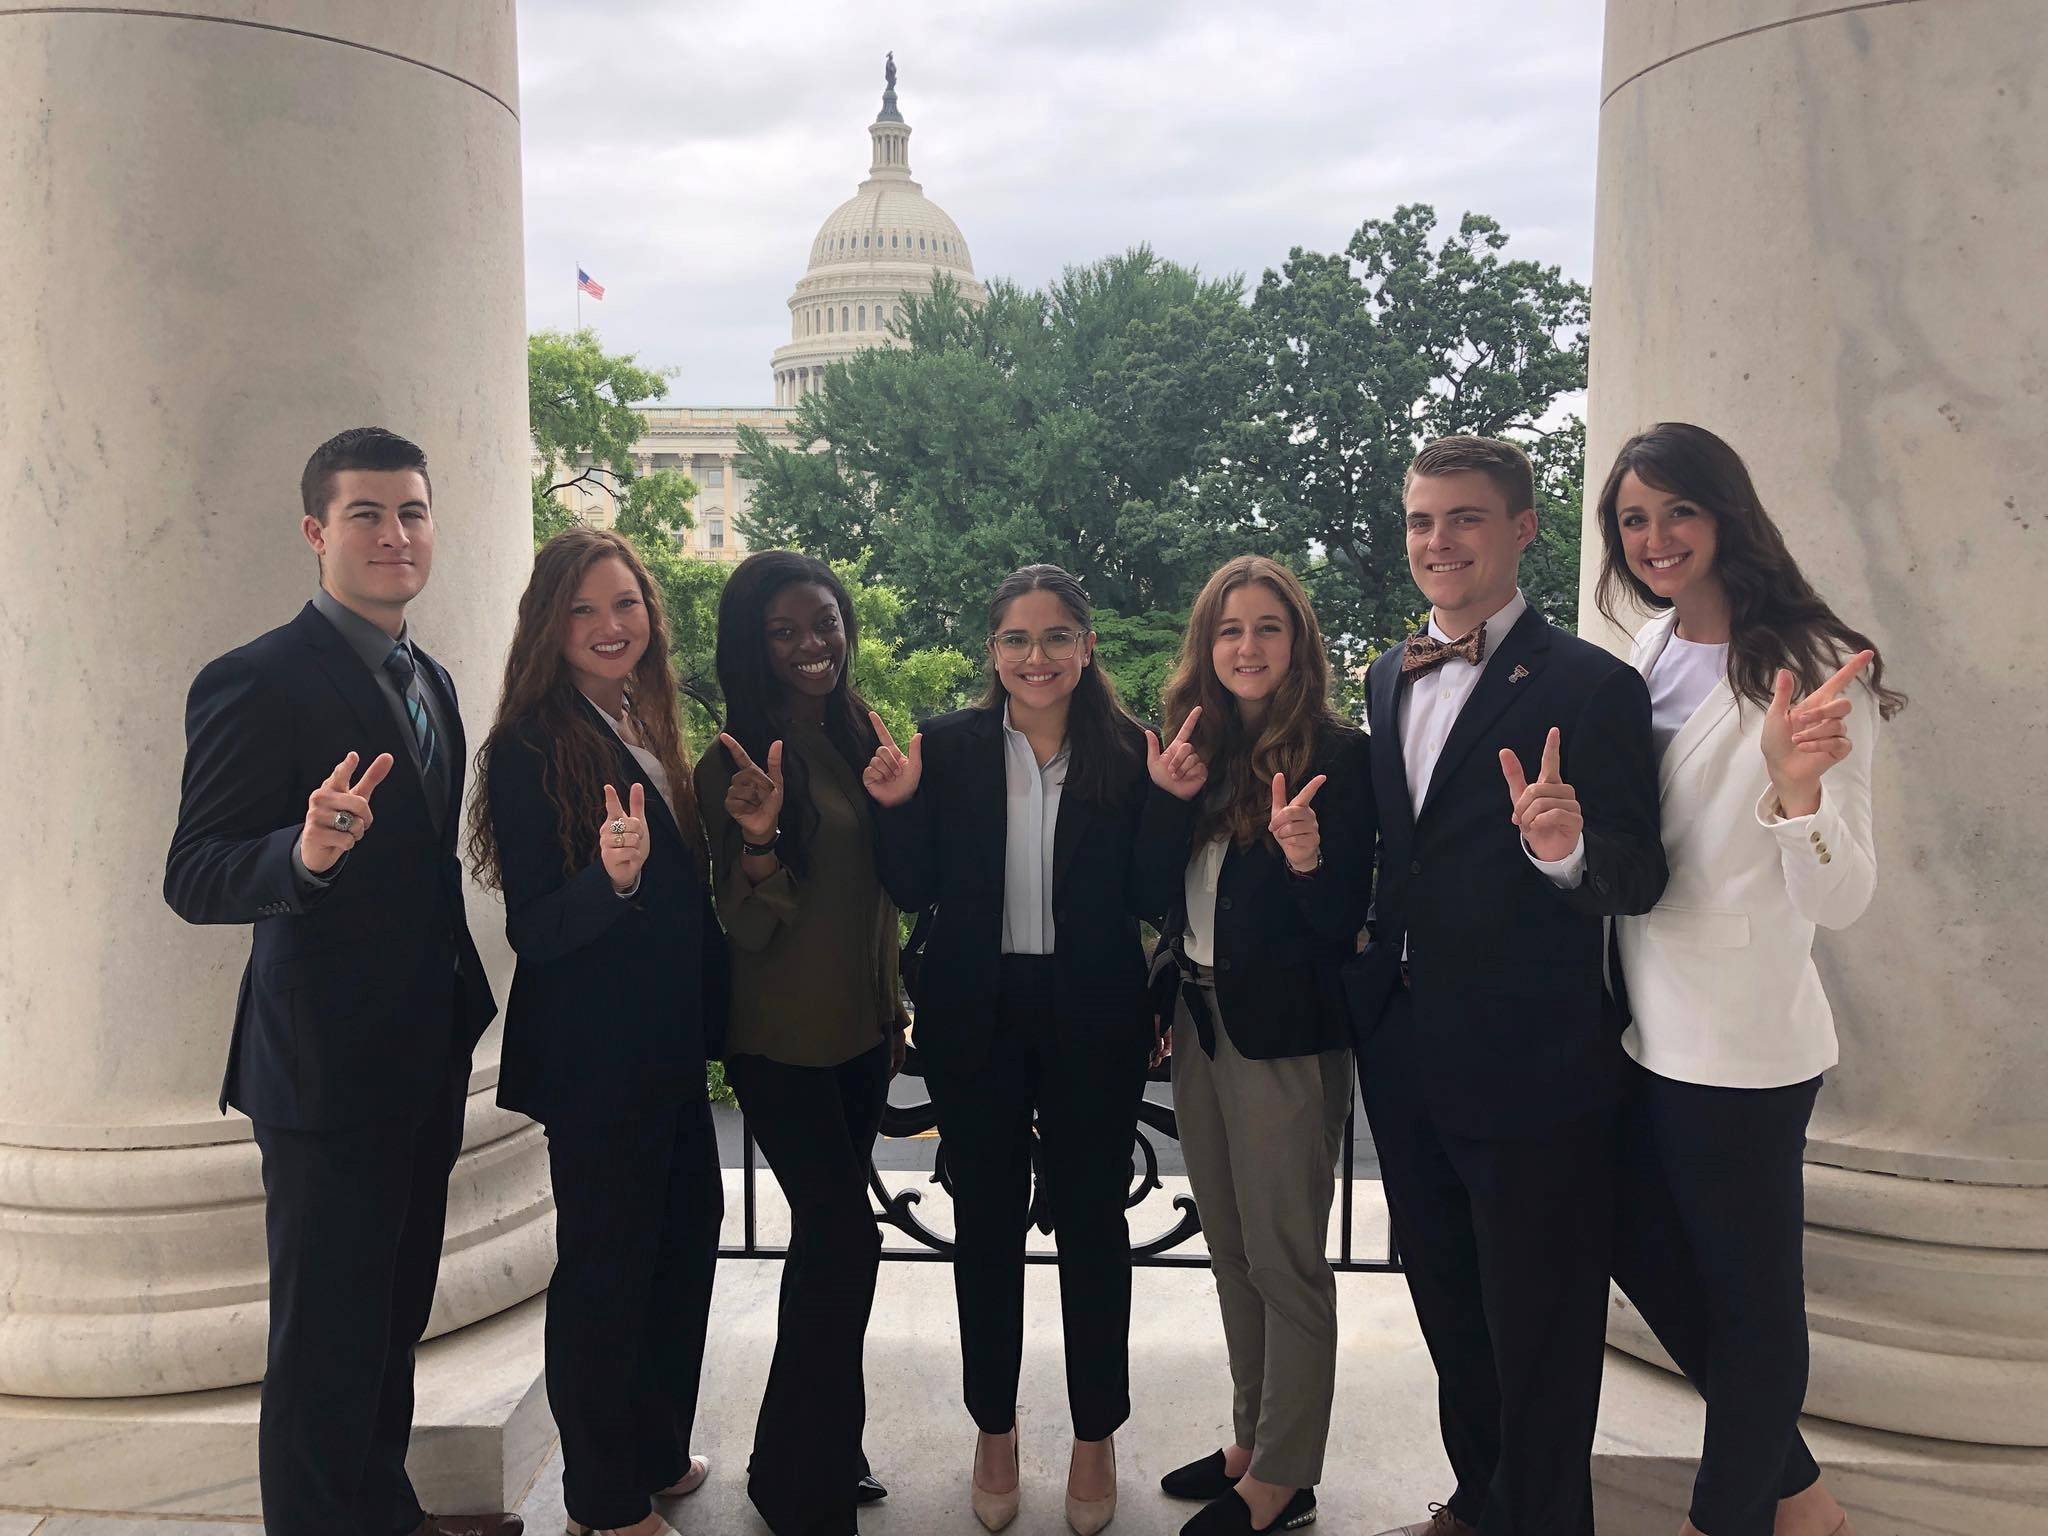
[0, 1296, 553, 1519]
[1594, 1350, 2048, 1536]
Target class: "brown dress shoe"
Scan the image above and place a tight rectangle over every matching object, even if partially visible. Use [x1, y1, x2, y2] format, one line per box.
[1375, 1503, 1477, 1536]
[408, 1515, 526, 1536]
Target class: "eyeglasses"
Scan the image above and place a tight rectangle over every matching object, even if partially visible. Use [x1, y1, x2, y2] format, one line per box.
[990, 628, 1081, 662]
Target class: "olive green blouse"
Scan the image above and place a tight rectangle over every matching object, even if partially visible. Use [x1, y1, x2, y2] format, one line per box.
[694, 717, 901, 1068]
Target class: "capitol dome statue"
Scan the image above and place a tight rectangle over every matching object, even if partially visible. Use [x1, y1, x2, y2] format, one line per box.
[770, 55, 986, 404]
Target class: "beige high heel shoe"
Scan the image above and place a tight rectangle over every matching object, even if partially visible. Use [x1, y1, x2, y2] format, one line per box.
[971, 1424, 1022, 1532]
[654, 1456, 710, 1498]
[1065, 1434, 1116, 1535]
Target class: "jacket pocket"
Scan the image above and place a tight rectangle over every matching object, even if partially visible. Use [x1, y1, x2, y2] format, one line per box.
[1646, 905, 1750, 949]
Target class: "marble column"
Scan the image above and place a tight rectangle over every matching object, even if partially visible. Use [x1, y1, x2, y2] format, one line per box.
[0, 0, 554, 1407]
[1583, 0, 2047, 1523]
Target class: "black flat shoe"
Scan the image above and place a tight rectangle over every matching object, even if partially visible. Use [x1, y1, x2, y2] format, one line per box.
[1180, 1486, 1318, 1534]
[1161, 1449, 1236, 1501]
[853, 1474, 887, 1504]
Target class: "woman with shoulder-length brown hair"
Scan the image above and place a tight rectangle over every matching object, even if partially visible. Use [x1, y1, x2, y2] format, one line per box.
[468, 527, 727, 1536]
[1595, 422, 1904, 1536]
[1135, 555, 1374, 1536]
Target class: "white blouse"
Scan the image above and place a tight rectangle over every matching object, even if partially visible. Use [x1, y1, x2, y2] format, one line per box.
[584, 694, 679, 826]
[1647, 632, 1730, 757]
[1181, 835, 1229, 967]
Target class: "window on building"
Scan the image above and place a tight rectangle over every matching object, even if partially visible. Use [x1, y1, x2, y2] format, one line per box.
[703, 465, 724, 488]
[842, 305, 850, 330]
[709, 519, 725, 550]
[827, 308, 834, 332]
[858, 305, 866, 329]
[891, 233, 898, 247]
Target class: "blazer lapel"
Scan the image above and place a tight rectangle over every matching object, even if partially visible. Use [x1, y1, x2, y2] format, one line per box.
[1418, 607, 1552, 821]
[295, 603, 410, 764]
[1052, 767, 1090, 895]
[967, 709, 1009, 891]
[1369, 646, 1415, 828]
[1636, 612, 1739, 799]
[577, 694, 688, 856]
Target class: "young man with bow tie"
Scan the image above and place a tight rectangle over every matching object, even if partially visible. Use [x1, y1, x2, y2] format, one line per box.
[1347, 436, 1666, 1536]
[164, 428, 518, 1536]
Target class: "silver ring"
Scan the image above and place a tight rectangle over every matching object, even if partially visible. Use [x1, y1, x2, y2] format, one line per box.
[612, 819, 626, 835]
[332, 810, 355, 832]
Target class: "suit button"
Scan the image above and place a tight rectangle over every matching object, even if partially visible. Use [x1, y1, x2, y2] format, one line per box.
[1218, 959, 1233, 973]
[1218, 896, 1232, 911]
[1810, 830, 1821, 844]
[1819, 852, 1832, 864]
[1410, 860, 1422, 875]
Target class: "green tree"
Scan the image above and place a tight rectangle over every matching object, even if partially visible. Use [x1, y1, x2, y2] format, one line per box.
[1229, 205, 1589, 678]
[738, 250, 1259, 651]
[1092, 607, 1190, 725]
[528, 327, 700, 537]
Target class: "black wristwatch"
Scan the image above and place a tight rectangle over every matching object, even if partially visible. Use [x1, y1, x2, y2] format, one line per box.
[740, 829, 781, 858]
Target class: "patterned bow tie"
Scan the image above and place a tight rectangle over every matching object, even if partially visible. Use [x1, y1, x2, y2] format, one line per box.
[1401, 624, 1486, 680]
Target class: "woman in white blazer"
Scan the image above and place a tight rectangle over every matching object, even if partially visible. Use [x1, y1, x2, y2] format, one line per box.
[1593, 423, 1906, 1536]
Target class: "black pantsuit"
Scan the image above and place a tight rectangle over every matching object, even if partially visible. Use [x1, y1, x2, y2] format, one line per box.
[725, 1044, 889, 1535]
[253, 1067, 467, 1536]
[545, 1098, 723, 1528]
[927, 954, 1146, 1441]
[1612, 1061, 1823, 1536]
[1360, 993, 1614, 1534]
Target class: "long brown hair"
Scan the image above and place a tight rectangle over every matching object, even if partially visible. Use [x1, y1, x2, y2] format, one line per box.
[975, 564, 1142, 801]
[1594, 422, 1905, 720]
[468, 528, 704, 888]
[1161, 556, 1344, 849]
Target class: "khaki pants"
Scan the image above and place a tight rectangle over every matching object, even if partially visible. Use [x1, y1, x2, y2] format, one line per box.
[1172, 980, 1353, 1487]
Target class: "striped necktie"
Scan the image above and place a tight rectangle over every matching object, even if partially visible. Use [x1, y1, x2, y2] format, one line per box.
[383, 641, 438, 773]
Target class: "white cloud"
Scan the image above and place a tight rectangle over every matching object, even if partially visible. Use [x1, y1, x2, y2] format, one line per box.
[518, 0, 1604, 403]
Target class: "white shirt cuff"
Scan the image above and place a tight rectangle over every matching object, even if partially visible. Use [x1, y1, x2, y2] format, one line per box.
[1526, 834, 1587, 889]
[614, 873, 641, 899]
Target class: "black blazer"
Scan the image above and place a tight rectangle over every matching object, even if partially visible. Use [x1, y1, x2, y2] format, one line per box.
[486, 703, 729, 1126]
[1136, 723, 1375, 1059]
[875, 706, 1162, 1077]
[1344, 607, 1666, 1137]
[163, 602, 496, 1132]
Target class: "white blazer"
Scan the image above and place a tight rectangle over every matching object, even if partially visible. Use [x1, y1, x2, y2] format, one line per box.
[1617, 608, 1880, 1089]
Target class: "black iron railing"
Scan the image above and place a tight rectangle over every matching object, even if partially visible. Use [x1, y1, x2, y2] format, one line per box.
[723, 1046, 1402, 1273]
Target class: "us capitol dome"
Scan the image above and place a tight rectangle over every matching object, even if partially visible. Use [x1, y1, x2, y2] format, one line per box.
[769, 54, 987, 404]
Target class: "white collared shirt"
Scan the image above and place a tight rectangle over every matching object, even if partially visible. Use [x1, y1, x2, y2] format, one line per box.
[583, 693, 678, 826]
[1000, 703, 1069, 955]
[1182, 834, 1229, 966]
[1398, 589, 1584, 887]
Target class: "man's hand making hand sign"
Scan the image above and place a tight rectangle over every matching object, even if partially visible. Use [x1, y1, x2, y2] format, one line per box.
[299, 750, 394, 875]
[1500, 727, 1582, 863]
[860, 711, 924, 808]
[599, 782, 649, 894]
[1270, 771, 1329, 874]
[1761, 650, 1871, 819]
[718, 733, 785, 845]
[1145, 706, 1208, 801]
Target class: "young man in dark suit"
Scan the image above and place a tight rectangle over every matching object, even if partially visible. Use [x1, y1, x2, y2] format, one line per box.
[1349, 436, 1666, 1536]
[163, 428, 519, 1536]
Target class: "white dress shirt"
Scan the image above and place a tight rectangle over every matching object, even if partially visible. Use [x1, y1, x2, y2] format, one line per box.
[585, 694, 679, 825]
[1181, 834, 1229, 966]
[1000, 703, 1068, 955]
[1399, 589, 1585, 887]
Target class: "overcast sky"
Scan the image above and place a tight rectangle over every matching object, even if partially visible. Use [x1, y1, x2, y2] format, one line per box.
[518, 0, 1606, 406]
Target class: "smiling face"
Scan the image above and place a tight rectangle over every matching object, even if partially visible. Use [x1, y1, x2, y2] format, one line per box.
[303, 468, 434, 625]
[762, 580, 847, 705]
[1615, 468, 1722, 606]
[988, 587, 1093, 710]
[561, 555, 650, 701]
[1403, 469, 1535, 636]
[1211, 580, 1294, 721]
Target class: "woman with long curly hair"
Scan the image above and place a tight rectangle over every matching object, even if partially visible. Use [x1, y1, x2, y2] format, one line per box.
[692, 550, 902, 1536]
[1595, 422, 1905, 1536]
[469, 528, 726, 1536]
[1138, 555, 1373, 1536]
[862, 564, 1166, 1535]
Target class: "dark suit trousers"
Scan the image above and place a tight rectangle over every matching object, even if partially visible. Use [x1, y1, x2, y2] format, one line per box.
[925, 955, 1147, 1443]
[251, 1067, 468, 1536]
[1359, 991, 1613, 1536]
[544, 1097, 722, 1530]
[1612, 1060, 1823, 1536]
[726, 1043, 888, 1536]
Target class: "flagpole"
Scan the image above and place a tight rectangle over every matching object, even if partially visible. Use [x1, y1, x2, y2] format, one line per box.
[575, 260, 581, 330]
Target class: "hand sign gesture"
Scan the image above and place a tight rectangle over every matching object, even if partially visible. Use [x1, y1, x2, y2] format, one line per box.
[718, 733, 784, 843]
[1500, 727, 1581, 862]
[861, 711, 924, 808]
[1145, 706, 1208, 801]
[1270, 771, 1328, 873]
[299, 750, 394, 874]
[1762, 650, 1871, 817]
[600, 782, 649, 893]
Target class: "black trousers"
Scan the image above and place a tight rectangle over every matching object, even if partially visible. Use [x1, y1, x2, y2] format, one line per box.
[251, 1067, 468, 1536]
[1612, 1059, 1823, 1536]
[545, 1096, 722, 1530]
[1358, 991, 1614, 1536]
[924, 955, 1148, 1443]
[726, 1043, 889, 1536]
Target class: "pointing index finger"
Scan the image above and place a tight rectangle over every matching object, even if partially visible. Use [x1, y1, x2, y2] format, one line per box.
[1271, 773, 1288, 817]
[1539, 727, 1562, 784]
[868, 711, 899, 754]
[604, 783, 624, 821]
[1499, 748, 1529, 801]
[1290, 774, 1327, 809]
[1170, 705, 1203, 750]
[629, 781, 645, 821]
[717, 732, 758, 776]
[1812, 650, 1874, 704]
[326, 751, 360, 790]
[351, 752, 394, 799]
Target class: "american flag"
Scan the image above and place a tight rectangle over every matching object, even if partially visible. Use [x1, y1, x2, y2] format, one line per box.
[576, 269, 605, 300]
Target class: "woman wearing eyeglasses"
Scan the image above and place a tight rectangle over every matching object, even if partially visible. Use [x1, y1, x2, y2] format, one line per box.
[862, 564, 1166, 1536]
